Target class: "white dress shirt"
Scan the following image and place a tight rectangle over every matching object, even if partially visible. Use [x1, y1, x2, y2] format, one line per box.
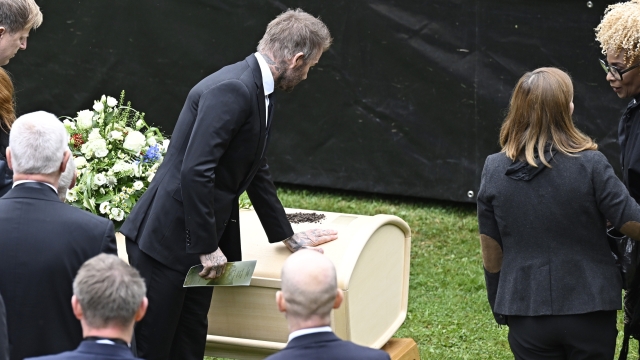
[254, 52, 275, 126]
[13, 180, 58, 194]
[288, 326, 333, 342]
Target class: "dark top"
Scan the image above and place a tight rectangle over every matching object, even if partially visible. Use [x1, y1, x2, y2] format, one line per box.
[0, 182, 117, 360]
[619, 97, 640, 202]
[0, 294, 7, 360]
[120, 54, 293, 273]
[24, 340, 141, 360]
[0, 129, 11, 197]
[478, 150, 640, 320]
[265, 332, 390, 360]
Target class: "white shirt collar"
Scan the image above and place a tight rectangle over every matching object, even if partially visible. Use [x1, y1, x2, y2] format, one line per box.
[13, 180, 58, 194]
[288, 326, 332, 342]
[254, 53, 274, 96]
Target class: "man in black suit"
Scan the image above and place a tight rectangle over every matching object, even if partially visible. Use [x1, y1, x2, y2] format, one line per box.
[0, 112, 117, 360]
[266, 250, 390, 360]
[120, 8, 337, 360]
[25, 254, 147, 360]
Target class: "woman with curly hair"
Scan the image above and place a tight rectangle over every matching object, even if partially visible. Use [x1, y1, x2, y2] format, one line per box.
[0, 67, 15, 197]
[597, 2, 640, 356]
[478, 67, 640, 359]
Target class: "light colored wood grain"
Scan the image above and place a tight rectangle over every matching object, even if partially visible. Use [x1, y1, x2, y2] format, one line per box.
[382, 338, 420, 360]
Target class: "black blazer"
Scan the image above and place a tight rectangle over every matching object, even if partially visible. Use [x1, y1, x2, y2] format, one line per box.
[265, 332, 390, 360]
[0, 182, 117, 360]
[478, 150, 640, 321]
[121, 54, 293, 273]
[0, 294, 7, 360]
[24, 341, 141, 360]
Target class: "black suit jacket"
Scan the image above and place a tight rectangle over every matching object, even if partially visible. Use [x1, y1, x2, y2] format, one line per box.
[121, 54, 293, 273]
[478, 150, 640, 321]
[0, 182, 117, 360]
[0, 293, 7, 360]
[24, 341, 141, 360]
[265, 332, 390, 360]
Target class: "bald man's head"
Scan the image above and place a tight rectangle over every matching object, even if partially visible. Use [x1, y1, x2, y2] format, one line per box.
[279, 250, 340, 322]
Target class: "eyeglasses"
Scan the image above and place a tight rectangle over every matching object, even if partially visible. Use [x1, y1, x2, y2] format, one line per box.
[600, 59, 640, 81]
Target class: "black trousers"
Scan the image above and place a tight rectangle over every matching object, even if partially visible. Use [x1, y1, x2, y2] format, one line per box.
[507, 311, 618, 360]
[126, 239, 213, 360]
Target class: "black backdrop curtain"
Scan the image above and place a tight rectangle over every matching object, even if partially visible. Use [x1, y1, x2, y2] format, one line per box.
[7, 0, 622, 203]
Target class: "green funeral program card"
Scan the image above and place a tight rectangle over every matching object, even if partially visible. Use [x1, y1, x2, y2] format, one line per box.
[183, 260, 257, 287]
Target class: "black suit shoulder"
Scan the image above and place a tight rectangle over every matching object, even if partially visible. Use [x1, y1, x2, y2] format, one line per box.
[266, 333, 390, 360]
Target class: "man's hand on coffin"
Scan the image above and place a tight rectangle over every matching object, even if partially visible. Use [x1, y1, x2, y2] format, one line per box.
[199, 248, 228, 279]
[282, 229, 339, 254]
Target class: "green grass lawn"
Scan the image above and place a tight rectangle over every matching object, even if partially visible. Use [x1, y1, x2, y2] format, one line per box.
[207, 184, 637, 359]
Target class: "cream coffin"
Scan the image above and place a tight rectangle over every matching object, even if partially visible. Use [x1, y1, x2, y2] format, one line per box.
[205, 209, 411, 360]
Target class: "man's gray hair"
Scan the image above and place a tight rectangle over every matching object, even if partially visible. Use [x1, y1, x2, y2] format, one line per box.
[73, 254, 146, 328]
[0, 0, 42, 33]
[257, 8, 332, 63]
[9, 111, 69, 175]
[57, 154, 75, 201]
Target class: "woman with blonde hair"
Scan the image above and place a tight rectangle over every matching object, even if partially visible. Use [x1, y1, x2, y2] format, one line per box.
[0, 67, 15, 197]
[478, 67, 640, 359]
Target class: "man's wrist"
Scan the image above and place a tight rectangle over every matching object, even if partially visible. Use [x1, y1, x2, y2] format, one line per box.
[282, 236, 301, 252]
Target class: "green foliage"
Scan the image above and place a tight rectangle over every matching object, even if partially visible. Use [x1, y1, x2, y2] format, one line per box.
[207, 185, 636, 359]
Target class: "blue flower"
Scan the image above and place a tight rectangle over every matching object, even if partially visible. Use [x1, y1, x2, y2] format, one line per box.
[142, 144, 161, 163]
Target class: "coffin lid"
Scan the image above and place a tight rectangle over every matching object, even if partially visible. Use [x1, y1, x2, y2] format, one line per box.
[240, 208, 411, 290]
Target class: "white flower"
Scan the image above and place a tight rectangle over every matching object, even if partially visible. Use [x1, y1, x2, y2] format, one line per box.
[148, 173, 155, 182]
[99, 202, 111, 214]
[147, 136, 157, 146]
[135, 119, 144, 130]
[82, 138, 108, 158]
[94, 173, 107, 186]
[62, 119, 77, 130]
[88, 128, 103, 141]
[94, 148, 109, 158]
[101, 95, 106, 102]
[123, 131, 146, 153]
[162, 139, 170, 151]
[76, 110, 94, 129]
[110, 207, 124, 222]
[93, 101, 104, 112]
[66, 189, 77, 202]
[109, 130, 123, 141]
[106, 96, 118, 107]
[133, 181, 144, 190]
[74, 156, 87, 168]
[107, 176, 117, 187]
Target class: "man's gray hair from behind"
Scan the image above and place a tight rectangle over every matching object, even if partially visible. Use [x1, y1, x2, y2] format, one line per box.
[57, 154, 75, 201]
[0, 0, 42, 33]
[73, 254, 147, 329]
[257, 8, 332, 64]
[9, 111, 68, 175]
[280, 257, 337, 321]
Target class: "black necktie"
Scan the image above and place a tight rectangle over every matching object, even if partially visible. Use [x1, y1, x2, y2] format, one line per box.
[267, 94, 275, 130]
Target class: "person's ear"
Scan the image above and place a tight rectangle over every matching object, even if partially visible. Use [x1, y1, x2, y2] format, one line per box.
[6, 148, 11, 170]
[291, 52, 305, 68]
[71, 295, 83, 321]
[0, 27, 6, 38]
[276, 291, 287, 313]
[135, 297, 148, 322]
[59, 150, 70, 173]
[333, 289, 343, 309]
